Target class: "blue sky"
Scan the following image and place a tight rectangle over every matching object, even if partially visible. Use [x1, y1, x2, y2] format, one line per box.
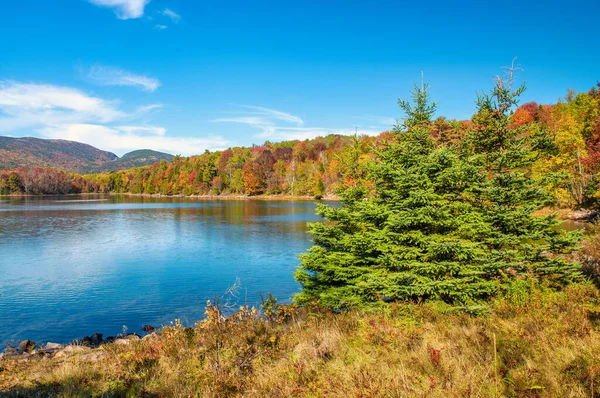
[0, 0, 598, 156]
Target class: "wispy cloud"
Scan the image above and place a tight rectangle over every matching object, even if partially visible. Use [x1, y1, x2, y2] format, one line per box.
[162, 8, 181, 23]
[88, 0, 151, 20]
[211, 105, 303, 127]
[212, 105, 381, 141]
[85, 65, 161, 92]
[134, 104, 162, 114]
[117, 125, 166, 136]
[241, 105, 304, 125]
[154, 24, 168, 30]
[0, 81, 226, 156]
[211, 116, 269, 126]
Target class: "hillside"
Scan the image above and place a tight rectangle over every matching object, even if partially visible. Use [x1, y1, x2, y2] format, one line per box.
[0, 137, 173, 173]
[91, 149, 174, 173]
[0, 136, 118, 173]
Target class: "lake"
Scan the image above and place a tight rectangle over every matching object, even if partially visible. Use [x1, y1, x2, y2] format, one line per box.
[0, 195, 323, 346]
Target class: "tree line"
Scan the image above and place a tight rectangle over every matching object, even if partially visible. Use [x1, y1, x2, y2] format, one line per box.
[1, 82, 600, 209]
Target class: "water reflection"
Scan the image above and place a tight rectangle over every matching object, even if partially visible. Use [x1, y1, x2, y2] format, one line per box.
[0, 195, 322, 345]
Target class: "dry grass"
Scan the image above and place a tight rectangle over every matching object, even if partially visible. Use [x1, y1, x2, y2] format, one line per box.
[2, 282, 600, 397]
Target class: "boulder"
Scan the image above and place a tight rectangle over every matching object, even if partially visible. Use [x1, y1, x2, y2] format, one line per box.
[126, 333, 141, 340]
[78, 336, 92, 346]
[113, 338, 130, 346]
[54, 345, 91, 359]
[18, 340, 36, 353]
[105, 336, 115, 343]
[39, 342, 64, 354]
[90, 333, 103, 346]
[142, 325, 155, 333]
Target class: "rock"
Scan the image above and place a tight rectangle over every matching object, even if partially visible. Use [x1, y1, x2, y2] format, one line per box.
[18, 340, 36, 353]
[142, 325, 155, 333]
[78, 351, 105, 362]
[105, 336, 115, 343]
[40, 342, 64, 355]
[90, 333, 103, 346]
[3, 347, 20, 358]
[54, 345, 91, 359]
[114, 338, 130, 346]
[113, 333, 140, 346]
[142, 333, 157, 341]
[568, 209, 600, 222]
[78, 336, 92, 346]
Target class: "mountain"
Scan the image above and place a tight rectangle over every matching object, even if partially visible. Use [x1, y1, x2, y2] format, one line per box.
[91, 149, 174, 173]
[0, 136, 173, 174]
[0, 136, 118, 172]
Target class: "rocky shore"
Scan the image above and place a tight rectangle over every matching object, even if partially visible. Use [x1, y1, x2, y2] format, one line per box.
[0, 325, 157, 363]
[566, 209, 600, 222]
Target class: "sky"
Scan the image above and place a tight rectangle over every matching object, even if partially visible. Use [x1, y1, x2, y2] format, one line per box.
[0, 0, 598, 156]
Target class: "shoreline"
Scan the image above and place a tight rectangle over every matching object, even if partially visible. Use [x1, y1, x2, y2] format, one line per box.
[2, 284, 600, 397]
[0, 192, 341, 201]
[1, 194, 595, 219]
[111, 192, 341, 201]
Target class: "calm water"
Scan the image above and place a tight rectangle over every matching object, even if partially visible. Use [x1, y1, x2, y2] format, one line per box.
[0, 195, 322, 345]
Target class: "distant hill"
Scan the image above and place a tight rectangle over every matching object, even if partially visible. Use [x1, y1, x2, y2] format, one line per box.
[91, 149, 174, 173]
[0, 136, 173, 174]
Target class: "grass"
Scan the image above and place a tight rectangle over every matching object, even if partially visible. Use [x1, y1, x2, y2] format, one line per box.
[2, 282, 600, 397]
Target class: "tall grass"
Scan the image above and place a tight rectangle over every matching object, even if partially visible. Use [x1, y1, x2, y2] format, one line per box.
[2, 282, 600, 397]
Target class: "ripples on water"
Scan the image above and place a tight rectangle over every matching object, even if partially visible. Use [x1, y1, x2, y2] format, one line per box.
[0, 195, 323, 345]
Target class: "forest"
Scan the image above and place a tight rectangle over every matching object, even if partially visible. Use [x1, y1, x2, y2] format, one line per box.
[1, 82, 600, 211]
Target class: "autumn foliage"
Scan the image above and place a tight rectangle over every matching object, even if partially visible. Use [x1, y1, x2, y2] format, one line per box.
[2, 83, 600, 208]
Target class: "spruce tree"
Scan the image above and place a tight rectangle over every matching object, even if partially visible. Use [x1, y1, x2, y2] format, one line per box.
[464, 74, 581, 286]
[294, 75, 581, 309]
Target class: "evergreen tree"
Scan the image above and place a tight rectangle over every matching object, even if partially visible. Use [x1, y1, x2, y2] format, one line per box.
[464, 73, 581, 287]
[295, 74, 581, 309]
[397, 74, 438, 130]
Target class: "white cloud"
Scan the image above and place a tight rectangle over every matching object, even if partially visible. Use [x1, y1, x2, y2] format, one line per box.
[88, 0, 151, 19]
[210, 116, 271, 127]
[0, 82, 125, 130]
[117, 125, 166, 136]
[154, 24, 168, 30]
[212, 105, 381, 142]
[162, 8, 181, 23]
[241, 105, 304, 125]
[39, 124, 229, 156]
[0, 81, 229, 156]
[85, 65, 161, 92]
[134, 104, 163, 114]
